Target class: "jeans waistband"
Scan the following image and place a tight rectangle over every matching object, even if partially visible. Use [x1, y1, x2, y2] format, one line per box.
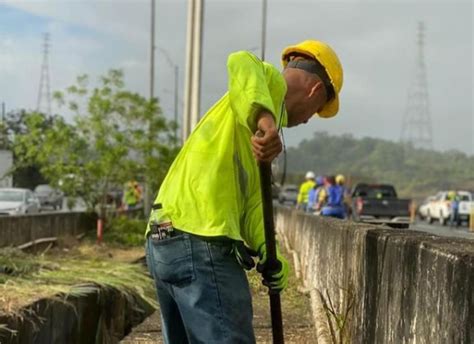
[170, 228, 234, 245]
[147, 226, 234, 244]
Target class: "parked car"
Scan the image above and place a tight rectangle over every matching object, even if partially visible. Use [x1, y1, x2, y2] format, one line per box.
[350, 183, 412, 228]
[457, 193, 474, 225]
[417, 196, 435, 220]
[0, 188, 41, 215]
[424, 190, 472, 226]
[278, 184, 298, 205]
[34, 184, 63, 210]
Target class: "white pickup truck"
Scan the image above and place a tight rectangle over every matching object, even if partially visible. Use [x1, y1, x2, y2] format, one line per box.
[424, 191, 473, 226]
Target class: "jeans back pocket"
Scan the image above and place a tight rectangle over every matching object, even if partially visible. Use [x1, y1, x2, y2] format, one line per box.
[149, 235, 194, 285]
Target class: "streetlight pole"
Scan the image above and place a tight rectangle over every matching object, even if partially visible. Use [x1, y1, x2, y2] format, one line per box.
[261, 0, 267, 61]
[174, 65, 179, 144]
[159, 47, 180, 146]
[150, 0, 156, 100]
[144, 0, 156, 217]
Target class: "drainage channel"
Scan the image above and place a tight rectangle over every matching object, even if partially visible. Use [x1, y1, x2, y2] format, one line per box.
[0, 284, 154, 344]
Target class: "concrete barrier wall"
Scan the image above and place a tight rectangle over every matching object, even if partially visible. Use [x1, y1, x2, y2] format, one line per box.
[0, 212, 96, 247]
[275, 207, 474, 344]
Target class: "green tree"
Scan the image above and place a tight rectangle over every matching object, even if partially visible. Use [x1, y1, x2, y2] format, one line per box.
[3, 110, 58, 188]
[13, 69, 178, 219]
[281, 131, 474, 198]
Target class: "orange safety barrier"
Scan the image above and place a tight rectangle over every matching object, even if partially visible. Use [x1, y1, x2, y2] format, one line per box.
[470, 209, 474, 232]
[410, 201, 417, 223]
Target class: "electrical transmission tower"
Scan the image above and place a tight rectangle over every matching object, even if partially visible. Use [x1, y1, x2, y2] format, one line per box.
[37, 33, 52, 116]
[400, 22, 433, 150]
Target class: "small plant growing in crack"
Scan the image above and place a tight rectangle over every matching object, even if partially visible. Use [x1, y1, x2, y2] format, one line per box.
[318, 282, 356, 344]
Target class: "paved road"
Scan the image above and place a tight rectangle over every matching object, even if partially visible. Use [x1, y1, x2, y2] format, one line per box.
[277, 203, 474, 241]
[408, 220, 474, 240]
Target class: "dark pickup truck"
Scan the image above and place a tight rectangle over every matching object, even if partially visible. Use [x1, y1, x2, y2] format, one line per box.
[351, 183, 412, 228]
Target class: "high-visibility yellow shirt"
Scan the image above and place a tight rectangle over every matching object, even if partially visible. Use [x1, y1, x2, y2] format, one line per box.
[146, 51, 287, 252]
[124, 188, 137, 205]
[297, 180, 316, 204]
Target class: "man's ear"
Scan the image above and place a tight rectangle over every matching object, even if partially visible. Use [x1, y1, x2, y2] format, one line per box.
[308, 80, 324, 99]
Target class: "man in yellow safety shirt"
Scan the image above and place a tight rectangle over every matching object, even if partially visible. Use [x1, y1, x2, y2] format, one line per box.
[297, 171, 316, 212]
[145, 40, 343, 343]
[123, 181, 138, 209]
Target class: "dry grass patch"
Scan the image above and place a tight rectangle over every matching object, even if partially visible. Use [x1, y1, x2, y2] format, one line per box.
[0, 243, 155, 316]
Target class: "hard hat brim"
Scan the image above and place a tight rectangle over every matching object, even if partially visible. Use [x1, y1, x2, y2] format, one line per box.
[317, 95, 339, 118]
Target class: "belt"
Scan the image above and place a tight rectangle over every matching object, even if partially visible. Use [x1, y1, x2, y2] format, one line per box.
[149, 227, 234, 245]
[175, 228, 234, 244]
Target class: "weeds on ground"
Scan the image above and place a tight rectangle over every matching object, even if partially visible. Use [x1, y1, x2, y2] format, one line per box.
[318, 283, 355, 344]
[246, 251, 313, 327]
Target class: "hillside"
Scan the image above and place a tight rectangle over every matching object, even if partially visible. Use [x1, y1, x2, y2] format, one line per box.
[279, 132, 474, 198]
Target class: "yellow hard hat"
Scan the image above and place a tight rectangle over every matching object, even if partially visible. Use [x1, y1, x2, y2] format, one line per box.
[335, 174, 345, 185]
[281, 40, 343, 118]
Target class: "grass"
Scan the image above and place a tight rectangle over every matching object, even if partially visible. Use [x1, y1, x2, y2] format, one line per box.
[0, 244, 157, 316]
[246, 250, 314, 330]
[99, 215, 148, 247]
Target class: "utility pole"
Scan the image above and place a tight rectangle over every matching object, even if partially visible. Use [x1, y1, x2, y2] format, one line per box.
[183, 0, 204, 142]
[183, 0, 194, 143]
[144, 0, 156, 217]
[261, 0, 267, 61]
[159, 47, 180, 145]
[37, 33, 52, 116]
[150, 0, 156, 101]
[190, 0, 203, 131]
[174, 65, 179, 144]
[400, 22, 434, 150]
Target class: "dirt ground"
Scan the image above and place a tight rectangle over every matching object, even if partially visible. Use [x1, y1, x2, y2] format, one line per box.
[121, 254, 316, 344]
[1, 238, 316, 343]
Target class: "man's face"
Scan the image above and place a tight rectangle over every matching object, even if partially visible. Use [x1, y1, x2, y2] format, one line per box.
[286, 104, 316, 127]
[283, 67, 327, 128]
[285, 90, 325, 127]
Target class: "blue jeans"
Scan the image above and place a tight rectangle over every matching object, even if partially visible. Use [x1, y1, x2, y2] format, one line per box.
[321, 205, 346, 219]
[146, 233, 255, 344]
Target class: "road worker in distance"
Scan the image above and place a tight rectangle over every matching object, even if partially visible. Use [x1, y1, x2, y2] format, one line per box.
[321, 175, 346, 219]
[297, 171, 316, 212]
[145, 40, 343, 343]
[308, 175, 325, 213]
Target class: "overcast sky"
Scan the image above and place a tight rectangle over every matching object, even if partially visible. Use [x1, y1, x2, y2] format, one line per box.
[1, 0, 472, 155]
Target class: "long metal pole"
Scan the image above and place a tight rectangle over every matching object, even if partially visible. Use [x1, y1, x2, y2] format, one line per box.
[259, 1, 284, 343]
[190, 0, 203, 130]
[261, 0, 267, 61]
[145, 0, 156, 217]
[150, 0, 155, 100]
[183, 0, 195, 141]
[259, 162, 284, 344]
[174, 65, 179, 145]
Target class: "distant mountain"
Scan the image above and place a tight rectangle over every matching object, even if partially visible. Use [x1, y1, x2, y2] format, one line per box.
[278, 132, 474, 198]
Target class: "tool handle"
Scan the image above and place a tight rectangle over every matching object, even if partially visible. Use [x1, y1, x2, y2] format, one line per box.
[259, 161, 284, 344]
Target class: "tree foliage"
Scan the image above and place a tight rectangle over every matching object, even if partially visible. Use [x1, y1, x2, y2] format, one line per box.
[1, 110, 58, 188]
[13, 69, 178, 213]
[281, 131, 474, 198]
